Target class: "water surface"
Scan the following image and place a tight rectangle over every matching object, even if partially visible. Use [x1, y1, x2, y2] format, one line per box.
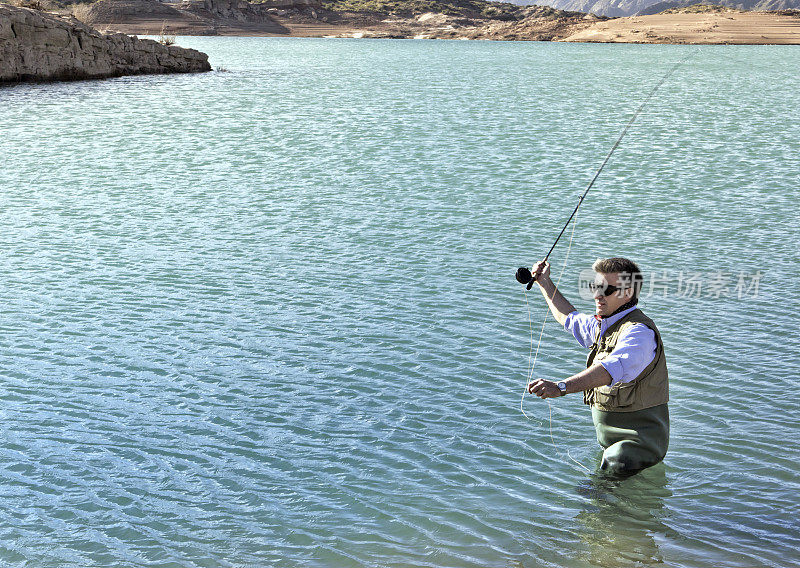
[1, 38, 798, 567]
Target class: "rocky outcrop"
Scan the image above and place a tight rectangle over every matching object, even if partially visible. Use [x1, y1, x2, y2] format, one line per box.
[328, 5, 603, 40]
[78, 0, 290, 35]
[58, 0, 600, 38]
[0, 3, 211, 83]
[196, 0, 322, 24]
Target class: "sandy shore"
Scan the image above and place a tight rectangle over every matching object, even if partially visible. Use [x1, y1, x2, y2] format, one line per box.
[563, 10, 800, 44]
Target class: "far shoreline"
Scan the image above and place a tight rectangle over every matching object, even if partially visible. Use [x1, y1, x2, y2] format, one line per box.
[93, 8, 800, 45]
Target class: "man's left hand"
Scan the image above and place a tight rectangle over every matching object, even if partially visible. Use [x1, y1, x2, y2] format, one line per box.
[527, 379, 562, 399]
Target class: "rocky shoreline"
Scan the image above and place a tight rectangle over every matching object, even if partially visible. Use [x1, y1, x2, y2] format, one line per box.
[70, 0, 800, 43]
[69, 0, 606, 39]
[0, 3, 210, 84]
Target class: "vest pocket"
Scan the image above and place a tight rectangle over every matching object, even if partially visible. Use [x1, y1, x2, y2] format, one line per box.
[594, 381, 638, 409]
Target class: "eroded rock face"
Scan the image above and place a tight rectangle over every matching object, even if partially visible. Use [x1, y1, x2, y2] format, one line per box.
[198, 0, 318, 21]
[0, 4, 211, 83]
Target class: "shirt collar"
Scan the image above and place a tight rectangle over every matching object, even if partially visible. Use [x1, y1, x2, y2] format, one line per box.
[594, 305, 639, 330]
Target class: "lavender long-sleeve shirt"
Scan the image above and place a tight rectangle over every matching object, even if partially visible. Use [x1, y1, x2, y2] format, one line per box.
[563, 306, 656, 386]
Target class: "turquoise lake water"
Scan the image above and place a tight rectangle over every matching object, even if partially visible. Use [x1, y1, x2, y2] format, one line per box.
[1, 38, 799, 567]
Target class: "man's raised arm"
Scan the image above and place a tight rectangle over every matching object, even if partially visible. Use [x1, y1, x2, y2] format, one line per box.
[530, 260, 576, 326]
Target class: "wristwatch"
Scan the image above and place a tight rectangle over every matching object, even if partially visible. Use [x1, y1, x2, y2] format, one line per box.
[557, 381, 567, 397]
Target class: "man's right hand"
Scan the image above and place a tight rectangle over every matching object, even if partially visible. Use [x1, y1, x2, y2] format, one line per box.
[531, 260, 551, 283]
[528, 259, 575, 326]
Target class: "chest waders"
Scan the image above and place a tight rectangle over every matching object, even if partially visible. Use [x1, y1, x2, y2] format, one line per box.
[586, 309, 670, 477]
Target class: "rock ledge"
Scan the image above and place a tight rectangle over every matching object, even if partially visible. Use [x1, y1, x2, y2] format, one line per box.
[1, 3, 211, 83]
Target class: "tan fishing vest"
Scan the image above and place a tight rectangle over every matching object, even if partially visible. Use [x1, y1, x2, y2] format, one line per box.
[584, 308, 669, 412]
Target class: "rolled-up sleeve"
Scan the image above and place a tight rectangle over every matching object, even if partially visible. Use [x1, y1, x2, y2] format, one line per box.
[599, 324, 657, 386]
[564, 311, 597, 348]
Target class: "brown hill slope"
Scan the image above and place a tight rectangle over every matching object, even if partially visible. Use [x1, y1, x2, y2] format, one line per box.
[66, 0, 605, 38]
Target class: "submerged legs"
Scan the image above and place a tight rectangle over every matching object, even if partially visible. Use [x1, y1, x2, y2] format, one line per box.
[592, 404, 670, 478]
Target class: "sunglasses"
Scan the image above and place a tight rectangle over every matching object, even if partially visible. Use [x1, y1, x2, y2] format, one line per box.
[588, 282, 628, 297]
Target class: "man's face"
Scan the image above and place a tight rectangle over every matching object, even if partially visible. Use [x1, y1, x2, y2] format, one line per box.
[593, 272, 635, 317]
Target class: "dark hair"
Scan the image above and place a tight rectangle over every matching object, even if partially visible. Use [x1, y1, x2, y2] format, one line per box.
[592, 257, 643, 302]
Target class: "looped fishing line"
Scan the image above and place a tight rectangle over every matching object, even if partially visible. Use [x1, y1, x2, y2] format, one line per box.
[520, 208, 590, 474]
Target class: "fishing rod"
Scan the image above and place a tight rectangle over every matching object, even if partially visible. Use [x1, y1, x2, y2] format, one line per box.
[515, 53, 693, 290]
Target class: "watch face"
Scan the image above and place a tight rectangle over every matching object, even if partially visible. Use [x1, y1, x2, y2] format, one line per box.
[558, 382, 567, 392]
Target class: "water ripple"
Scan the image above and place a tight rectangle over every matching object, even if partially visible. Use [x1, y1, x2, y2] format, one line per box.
[0, 40, 798, 567]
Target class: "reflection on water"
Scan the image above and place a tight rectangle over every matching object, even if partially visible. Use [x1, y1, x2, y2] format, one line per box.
[575, 463, 673, 567]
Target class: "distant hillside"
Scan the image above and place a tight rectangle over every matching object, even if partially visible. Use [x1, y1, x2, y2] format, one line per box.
[636, 0, 799, 14]
[319, 0, 524, 17]
[528, 0, 800, 16]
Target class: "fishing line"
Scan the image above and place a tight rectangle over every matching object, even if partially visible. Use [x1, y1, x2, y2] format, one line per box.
[521, 209, 590, 474]
[520, 208, 578, 420]
[516, 52, 695, 474]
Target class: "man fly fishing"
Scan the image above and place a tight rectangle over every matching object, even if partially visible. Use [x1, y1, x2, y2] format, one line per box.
[526, 257, 669, 478]
[513, 56, 691, 477]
